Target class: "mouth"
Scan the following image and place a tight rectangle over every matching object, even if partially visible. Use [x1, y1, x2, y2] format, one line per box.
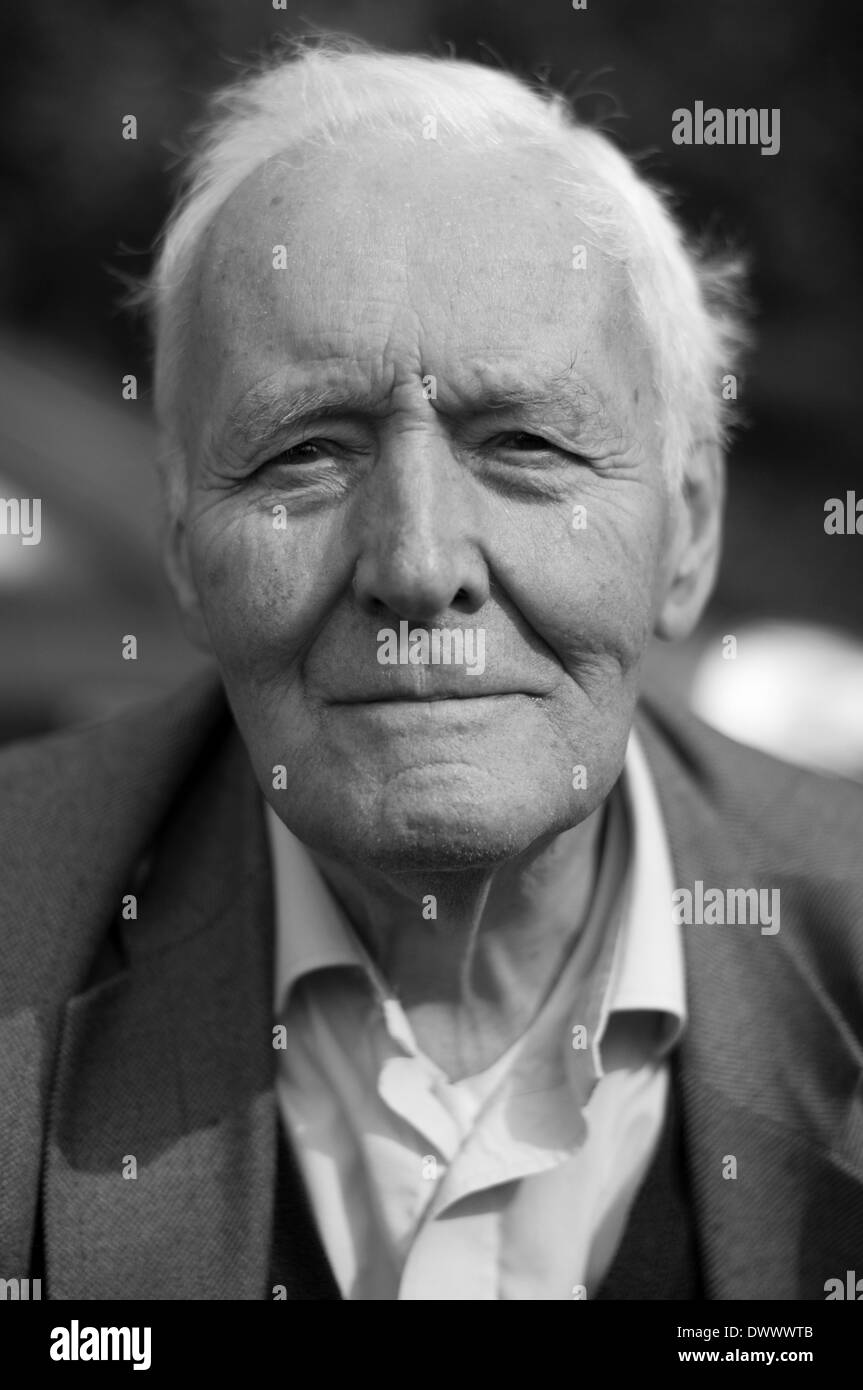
[330, 690, 539, 705]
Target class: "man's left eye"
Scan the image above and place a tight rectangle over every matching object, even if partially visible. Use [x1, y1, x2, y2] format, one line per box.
[492, 432, 559, 452]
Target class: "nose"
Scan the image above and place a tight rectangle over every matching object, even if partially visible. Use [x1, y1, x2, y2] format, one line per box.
[351, 429, 489, 622]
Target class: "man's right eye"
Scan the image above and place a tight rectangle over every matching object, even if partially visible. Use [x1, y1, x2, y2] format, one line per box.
[272, 440, 331, 465]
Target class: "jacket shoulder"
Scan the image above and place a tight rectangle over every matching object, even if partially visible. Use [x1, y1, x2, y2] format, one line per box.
[0, 669, 226, 818]
[637, 695, 863, 875]
[0, 670, 230, 1003]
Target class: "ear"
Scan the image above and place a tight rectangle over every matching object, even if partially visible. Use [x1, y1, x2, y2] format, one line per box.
[163, 504, 213, 653]
[654, 439, 725, 642]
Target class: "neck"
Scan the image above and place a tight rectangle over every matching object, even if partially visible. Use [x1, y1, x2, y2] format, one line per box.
[311, 804, 608, 1078]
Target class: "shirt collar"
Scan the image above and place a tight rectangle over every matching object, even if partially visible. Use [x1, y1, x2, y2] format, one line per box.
[598, 726, 687, 1061]
[266, 808, 369, 1018]
[266, 726, 686, 1049]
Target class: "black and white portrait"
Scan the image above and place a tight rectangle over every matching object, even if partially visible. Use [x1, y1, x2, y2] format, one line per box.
[1, 0, 861, 1335]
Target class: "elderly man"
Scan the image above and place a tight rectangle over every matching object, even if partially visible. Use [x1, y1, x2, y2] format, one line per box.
[2, 42, 862, 1303]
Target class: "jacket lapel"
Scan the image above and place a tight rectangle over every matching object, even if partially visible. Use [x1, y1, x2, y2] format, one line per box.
[43, 725, 279, 1300]
[638, 702, 863, 1299]
[0, 672, 227, 1278]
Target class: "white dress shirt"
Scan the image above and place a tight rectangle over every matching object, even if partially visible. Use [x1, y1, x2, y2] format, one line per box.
[266, 729, 686, 1300]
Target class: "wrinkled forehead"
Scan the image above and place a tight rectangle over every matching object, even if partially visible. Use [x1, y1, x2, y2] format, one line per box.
[179, 132, 653, 438]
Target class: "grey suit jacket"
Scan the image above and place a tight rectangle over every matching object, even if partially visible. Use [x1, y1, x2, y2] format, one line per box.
[1, 671, 862, 1299]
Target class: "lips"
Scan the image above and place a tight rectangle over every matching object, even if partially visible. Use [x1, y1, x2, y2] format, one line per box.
[329, 686, 535, 703]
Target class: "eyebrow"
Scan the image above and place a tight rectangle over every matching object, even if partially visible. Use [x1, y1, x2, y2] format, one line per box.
[221, 370, 610, 445]
[460, 375, 609, 427]
[221, 383, 385, 446]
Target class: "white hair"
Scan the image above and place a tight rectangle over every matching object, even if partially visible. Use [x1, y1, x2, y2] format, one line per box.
[144, 37, 749, 509]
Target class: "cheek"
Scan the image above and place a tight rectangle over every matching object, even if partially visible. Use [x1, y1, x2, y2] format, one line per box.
[186, 504, 345, 681]
[492, 485, 667, 681]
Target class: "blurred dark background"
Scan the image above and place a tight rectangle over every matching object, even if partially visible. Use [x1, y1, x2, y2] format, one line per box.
[0, 0, 860, 767]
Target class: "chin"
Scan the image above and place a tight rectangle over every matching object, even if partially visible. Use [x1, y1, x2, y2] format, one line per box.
[330, 819, 532, 876]
[293, 777, 577, 877]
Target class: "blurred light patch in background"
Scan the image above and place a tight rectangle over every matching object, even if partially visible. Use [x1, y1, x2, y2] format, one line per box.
[691, 623, 863, 780]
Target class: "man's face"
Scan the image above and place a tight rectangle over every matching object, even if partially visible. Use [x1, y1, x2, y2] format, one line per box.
[172, 134, 687, 872]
